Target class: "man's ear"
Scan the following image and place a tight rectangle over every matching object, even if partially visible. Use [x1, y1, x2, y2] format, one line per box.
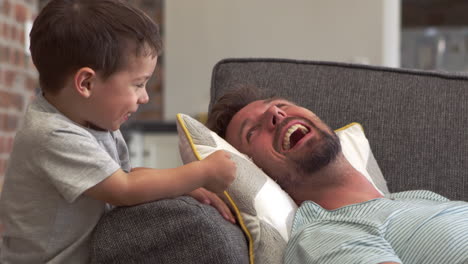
[74, 67, 96, 98]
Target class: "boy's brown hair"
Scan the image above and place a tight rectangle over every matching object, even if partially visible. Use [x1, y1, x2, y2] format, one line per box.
[30, 0, 162, 95]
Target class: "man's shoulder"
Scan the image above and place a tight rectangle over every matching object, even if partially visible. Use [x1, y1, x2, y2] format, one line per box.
[387, 190, 450, 202]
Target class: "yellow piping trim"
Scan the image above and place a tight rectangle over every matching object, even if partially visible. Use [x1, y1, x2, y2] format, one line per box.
[177, 114, 203, 161]
[223, 191, 255, 264]
[176, 114, 255, 264]
[334, 122, 363, 132]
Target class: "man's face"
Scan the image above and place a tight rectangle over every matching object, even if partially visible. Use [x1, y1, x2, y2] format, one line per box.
[225, 98, 341, 188]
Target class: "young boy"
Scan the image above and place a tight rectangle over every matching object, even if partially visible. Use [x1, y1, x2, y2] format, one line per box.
[0, 0, 236, 263]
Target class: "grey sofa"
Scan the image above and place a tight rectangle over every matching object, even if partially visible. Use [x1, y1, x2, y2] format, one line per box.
[91, 58, 467, 263]
[210, 58, 468, 201]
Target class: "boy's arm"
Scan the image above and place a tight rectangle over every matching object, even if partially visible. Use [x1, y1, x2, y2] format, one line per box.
[84, 150, 235, 206]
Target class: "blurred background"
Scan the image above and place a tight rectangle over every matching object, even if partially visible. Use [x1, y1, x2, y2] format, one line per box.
[1, 0, 468, 186]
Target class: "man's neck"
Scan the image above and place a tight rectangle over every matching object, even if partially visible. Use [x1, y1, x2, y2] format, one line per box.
[290, 156, 383, 210]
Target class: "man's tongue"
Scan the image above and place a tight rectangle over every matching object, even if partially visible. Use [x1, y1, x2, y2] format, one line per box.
[282, 124, 309, 150]
[289, 129, 304, 148]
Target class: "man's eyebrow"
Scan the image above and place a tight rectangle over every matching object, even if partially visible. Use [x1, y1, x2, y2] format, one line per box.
[263, 97, 278, 104]
[263, 96, 287, 105]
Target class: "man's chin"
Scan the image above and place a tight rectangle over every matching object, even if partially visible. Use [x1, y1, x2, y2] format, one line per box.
[291, 135, 341, 175]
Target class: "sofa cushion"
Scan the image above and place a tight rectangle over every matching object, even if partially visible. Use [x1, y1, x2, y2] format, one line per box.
[90, 196, 249, 264]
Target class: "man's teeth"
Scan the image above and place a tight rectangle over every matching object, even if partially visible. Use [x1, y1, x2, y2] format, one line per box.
[282, 124, 309, 150]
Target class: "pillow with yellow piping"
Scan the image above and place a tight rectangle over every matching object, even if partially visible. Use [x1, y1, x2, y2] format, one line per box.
[335, 123, 389, 194]
[176, 114, 388, 264]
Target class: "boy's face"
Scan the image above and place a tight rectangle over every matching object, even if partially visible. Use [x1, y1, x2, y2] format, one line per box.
[87, 54, 158, 131]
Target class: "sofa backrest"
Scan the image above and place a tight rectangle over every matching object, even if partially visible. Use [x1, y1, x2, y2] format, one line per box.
[209, 58, 468, 201]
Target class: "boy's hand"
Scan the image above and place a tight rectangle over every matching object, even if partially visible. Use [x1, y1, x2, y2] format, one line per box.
[188, 188, 236, 224]
[200, 150, 236, 193]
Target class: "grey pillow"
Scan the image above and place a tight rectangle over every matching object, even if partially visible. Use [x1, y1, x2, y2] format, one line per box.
[90, 196, 249, 264]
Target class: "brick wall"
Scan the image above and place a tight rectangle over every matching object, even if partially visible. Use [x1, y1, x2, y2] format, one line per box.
[0, 0, 38, 193]
[127, 0, 164, 121]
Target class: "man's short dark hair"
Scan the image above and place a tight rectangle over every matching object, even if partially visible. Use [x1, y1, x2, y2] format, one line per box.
[30, 0, 162, 94]
[206, 85, 274, 138]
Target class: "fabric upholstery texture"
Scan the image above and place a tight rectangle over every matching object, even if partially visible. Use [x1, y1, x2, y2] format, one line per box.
[90, 196, 249, 264]
[210, 58, 468, 201]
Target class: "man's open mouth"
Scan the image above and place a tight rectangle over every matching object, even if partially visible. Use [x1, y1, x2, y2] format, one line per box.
[282, 123, 310, 151]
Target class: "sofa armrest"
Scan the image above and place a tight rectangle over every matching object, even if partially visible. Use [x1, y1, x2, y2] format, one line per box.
[90, 196, 249, 264]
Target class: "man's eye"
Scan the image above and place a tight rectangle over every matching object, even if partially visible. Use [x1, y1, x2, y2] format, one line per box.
[246, 127, 258, 143]
[247, 130, 254, 142]
[136, 83, 145, 88]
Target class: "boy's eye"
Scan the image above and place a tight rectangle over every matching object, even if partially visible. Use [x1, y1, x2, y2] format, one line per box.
[136, 84, 145, 88]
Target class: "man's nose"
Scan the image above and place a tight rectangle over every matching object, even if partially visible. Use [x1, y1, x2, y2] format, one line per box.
[266, 105, 286, 128]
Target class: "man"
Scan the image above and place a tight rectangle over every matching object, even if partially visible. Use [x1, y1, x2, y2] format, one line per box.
[207, 86, 468, 264]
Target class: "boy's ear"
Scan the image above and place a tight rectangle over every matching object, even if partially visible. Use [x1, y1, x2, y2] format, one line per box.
[74, 67, 96, 98]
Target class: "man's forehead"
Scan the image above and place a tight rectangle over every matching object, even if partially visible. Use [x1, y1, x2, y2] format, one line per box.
[238, 99, 272, 117]
[232, 98, 290, 127]
[237, 98, 293, 118]
[226, 100, 264, 141]
[263, 97, 292, 104]
[231, 100, 263, 127]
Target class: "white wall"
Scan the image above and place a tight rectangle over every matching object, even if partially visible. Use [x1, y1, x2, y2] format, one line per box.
[164, 0, 401, 121]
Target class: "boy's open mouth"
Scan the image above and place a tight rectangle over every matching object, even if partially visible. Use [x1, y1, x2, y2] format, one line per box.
[282, 123, 310, 151]
[124, 112, 132, 121]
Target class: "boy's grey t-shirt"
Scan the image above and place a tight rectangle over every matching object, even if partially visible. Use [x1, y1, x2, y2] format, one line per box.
[0, 94, 131, 263]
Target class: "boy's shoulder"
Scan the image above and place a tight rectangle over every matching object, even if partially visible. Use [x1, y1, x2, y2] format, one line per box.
[19, 95, 92, 144]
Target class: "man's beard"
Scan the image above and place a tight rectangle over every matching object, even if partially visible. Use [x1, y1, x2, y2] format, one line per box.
[275, 117, 341, 175]
[268, 117, 342, 190]
[292, 126, 341, 175]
